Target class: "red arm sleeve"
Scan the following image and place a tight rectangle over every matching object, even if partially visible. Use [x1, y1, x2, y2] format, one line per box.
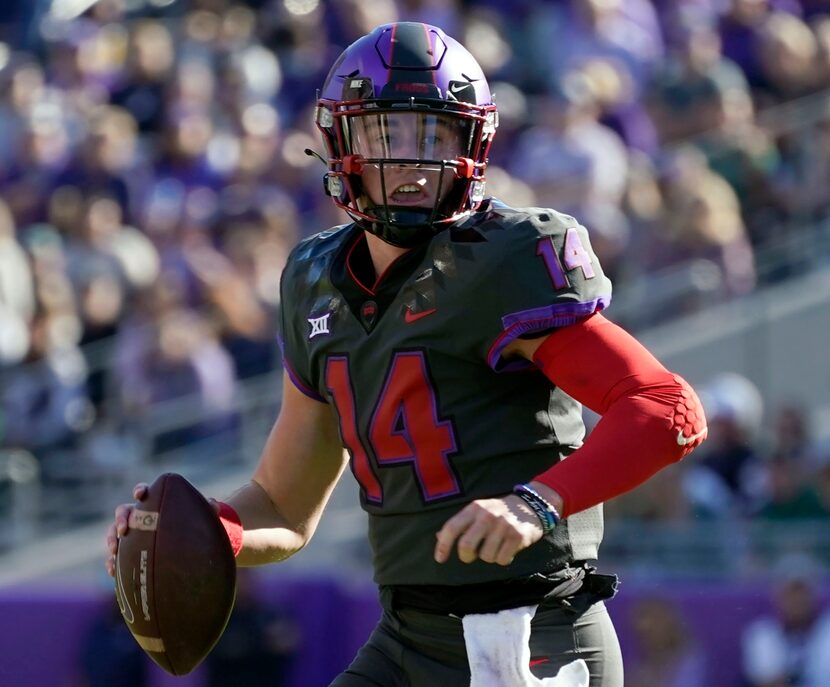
[531, 313, 707, 517]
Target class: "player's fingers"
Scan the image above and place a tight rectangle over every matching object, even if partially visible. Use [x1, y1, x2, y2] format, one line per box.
[475, 513, 522, 564]
[133, 483, 149, 501]
[476, 530, 504, 564]
[106, 525, 119, 555]
[476, 517, 511, 563]
[434, 508, 476, 563]
[105, 556, 115, 578]
[456, 515, 495, 564]
[114, 504, 134, 537]
[495, 535, 521, 566]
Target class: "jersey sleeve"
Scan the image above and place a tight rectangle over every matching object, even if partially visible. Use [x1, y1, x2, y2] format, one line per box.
[477, 210, 612, 371]
[277, 245, 327, 402]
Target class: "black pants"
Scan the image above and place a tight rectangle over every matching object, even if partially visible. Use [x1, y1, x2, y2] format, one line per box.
[330, 594, 623, 687]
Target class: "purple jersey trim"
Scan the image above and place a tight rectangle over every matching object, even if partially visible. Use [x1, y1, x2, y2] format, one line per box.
[277, 335, 326, 402]
[487, 295, 611, 372]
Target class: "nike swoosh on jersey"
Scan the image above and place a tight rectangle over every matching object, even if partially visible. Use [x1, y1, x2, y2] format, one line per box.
[450, 83, 469, 93]
[677, 427, 708, 446]
[404, 307, 437, 323]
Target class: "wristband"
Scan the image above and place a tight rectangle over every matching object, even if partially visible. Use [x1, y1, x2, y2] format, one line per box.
[216, 501, 243, 557]
[513, 484, 560, 536]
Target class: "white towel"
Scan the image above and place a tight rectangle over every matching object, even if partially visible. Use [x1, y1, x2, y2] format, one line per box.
[462, 604, 590, 687]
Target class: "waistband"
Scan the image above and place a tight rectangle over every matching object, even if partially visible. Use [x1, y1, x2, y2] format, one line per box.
[382, 562, 619, 617]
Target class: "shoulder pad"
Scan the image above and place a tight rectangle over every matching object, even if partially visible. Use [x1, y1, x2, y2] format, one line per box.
[289, 223, 354, 266]
[472, 205, 579, 240]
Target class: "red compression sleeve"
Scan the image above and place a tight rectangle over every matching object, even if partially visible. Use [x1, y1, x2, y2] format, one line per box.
[217, 501, 244, 557]
[532, 313, 707, 517]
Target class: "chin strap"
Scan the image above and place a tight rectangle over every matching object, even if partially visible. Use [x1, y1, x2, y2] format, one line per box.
[363, 207, 444, 248]
[462, 605, 589, 687]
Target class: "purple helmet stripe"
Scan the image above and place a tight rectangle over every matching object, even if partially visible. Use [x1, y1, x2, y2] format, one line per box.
[386, 22, 396, 84]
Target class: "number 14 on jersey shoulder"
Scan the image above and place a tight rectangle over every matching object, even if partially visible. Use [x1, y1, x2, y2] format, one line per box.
[536, 226, 596, 290]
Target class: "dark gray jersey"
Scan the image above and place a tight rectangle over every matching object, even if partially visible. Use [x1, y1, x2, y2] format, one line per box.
[278, 201, 613, 585]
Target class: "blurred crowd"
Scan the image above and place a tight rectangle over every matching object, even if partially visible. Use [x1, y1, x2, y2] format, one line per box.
[623, 553, 830, 687]
[1, 0, 830, 527]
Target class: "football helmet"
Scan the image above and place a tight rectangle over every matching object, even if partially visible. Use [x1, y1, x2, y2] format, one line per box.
[316, 22, 498, 247]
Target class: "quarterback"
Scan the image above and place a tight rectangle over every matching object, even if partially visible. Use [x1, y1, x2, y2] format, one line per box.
[107, 22, 707, 687]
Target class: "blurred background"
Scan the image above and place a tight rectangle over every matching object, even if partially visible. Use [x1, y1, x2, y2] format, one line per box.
[0, 0, 830, 685]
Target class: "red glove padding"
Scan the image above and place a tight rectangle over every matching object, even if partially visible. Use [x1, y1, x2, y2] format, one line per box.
[216, 501, 244, 557]
[532, 313, 707, 517]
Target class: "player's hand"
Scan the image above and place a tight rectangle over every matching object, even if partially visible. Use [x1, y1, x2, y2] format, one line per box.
[105, 483, 149, 578]
[434, 495, 544, 566]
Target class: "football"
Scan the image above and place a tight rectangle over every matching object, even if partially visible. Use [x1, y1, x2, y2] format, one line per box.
[114, 473, 237, 675]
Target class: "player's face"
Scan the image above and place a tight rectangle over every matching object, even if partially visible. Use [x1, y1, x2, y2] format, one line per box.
[349, 113, 467, 209]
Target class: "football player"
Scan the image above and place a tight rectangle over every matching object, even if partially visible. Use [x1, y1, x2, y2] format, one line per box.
[107, 22, 707, 687]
